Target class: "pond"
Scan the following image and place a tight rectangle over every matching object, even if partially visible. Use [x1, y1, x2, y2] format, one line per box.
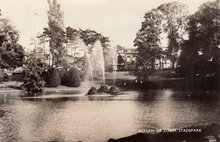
[0, 88, 219, 142]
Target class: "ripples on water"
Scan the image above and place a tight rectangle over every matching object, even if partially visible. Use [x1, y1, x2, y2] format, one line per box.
[0, 89, 219, 142]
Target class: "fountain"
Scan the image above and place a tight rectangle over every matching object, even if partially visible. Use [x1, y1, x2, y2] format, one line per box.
[84, 53, 94, 86]
[112, 45, 118, 86]
[90, 41, 105, 85]
[84, 41, 119, 95]
[83, 41, 105, 85]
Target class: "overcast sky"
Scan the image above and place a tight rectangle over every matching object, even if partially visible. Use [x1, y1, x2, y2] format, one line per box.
[0, 0, 215, 49]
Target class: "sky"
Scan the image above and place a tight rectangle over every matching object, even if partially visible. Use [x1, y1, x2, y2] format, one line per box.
[0, 0, 215, 50]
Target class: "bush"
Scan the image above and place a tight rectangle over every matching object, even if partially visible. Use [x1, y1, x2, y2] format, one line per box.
[22, 56, 45, 95]
[45, 67, 60, 87]
[11, 73, 23, 81]
[3, 73, 10, 82]
[66, 67, 81, 87]
[58, 68, 68, 85]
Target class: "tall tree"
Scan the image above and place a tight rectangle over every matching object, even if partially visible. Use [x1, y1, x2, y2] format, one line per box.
[43, 0, 66, 67]
[134, 9, 162, 80]
[157, 2, 188, 68]
[187, 0, 220, 56]
[178, 0, 220, 90]
[30, 33, 49, 64]
[0, 17, 24, 69]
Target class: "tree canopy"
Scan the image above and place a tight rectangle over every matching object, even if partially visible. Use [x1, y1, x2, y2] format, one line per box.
[179, 0, 220, 73]
[177, 0, 220, 90]
[43, 0, 66, 67]
[157, 2, 188, 68]
[134, 9, 162, 80]
[66, 27, 110, 49]
[158, 2, 188, 51]
[187, 0, 220, 56]
[22, 53, 46, 95]
[0, 17, 24, 69]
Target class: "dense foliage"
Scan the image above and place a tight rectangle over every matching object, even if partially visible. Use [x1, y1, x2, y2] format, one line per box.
[134, 1, 189, 80]
[22, 55, 46, 95]
[134, 0, 219, 90]
[178, 0, 220, 90]
[66, 67, 81, 87]
[0, 18, 24, 69]
[45, 67, 60, 87]
[134, 9, 162, 80]
[66, 27, 110, 49]
[117, 55, 124, 65]
[43, 0, 66, 67]
[157, 2, 188, 68]
[58, 68, 68, 85]
[40, 1, 109, 70]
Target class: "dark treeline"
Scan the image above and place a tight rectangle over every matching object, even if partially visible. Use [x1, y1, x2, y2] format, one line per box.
[134, 0, 220, 92]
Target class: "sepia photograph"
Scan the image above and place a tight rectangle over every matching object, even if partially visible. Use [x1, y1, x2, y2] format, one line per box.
[0, 0, 219, 141]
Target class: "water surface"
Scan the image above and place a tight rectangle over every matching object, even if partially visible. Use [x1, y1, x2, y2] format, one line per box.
[0, 89, 219, 142]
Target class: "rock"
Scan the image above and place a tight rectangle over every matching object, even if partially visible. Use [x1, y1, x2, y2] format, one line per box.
[108, 123, 220, 142]
[97, 85, 109, 93]
[203, 135, 217, 142]
[87, 87, 97, 95]
[109, 86, 119, 95]
[87, 86, 119, 95]
[108, 138, 117, 142]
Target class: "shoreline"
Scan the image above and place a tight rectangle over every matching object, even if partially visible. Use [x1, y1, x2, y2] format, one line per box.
[108, 123, 220, 142]
[0, 79, 218, 97]
[0, 84, 219, 97]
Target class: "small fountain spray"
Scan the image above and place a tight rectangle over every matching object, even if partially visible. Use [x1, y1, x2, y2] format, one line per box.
[85, 53, 94, 86]
[112, 45, 118, 86]
[82, 39, 94, 86]
[90, 41, 105, 85]
[86, 42, 120, 95]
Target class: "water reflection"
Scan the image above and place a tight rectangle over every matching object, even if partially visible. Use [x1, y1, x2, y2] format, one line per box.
[154, 89, 175, 129]
[0, 89, 219, 142]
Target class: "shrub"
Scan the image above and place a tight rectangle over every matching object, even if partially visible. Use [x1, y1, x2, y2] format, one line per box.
[45, 67, 60, 87]
[66, 67, 81, 87]
[22, 56, 45, 95]
[11, 73, 23, 81]
[58, 68, 68, 85]
[3, 73, 10, 82]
